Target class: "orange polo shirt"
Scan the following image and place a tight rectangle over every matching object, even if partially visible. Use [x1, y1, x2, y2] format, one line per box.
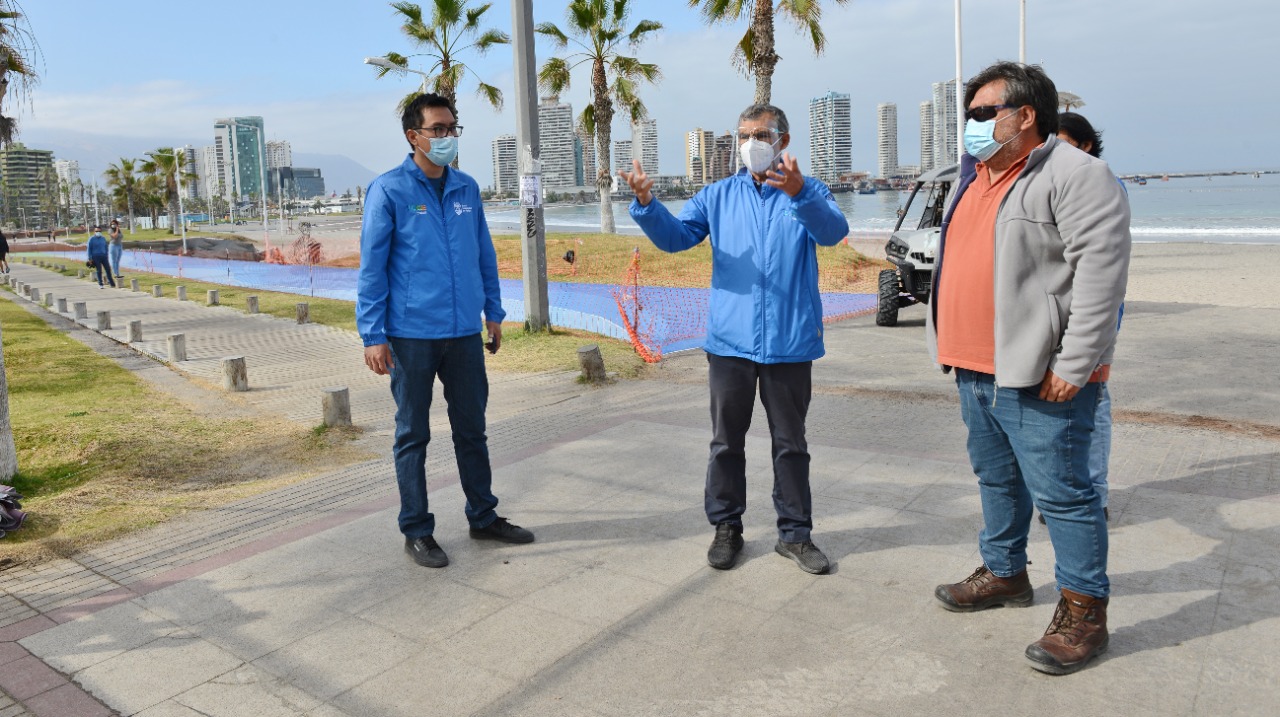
[935, 157, 1027, 374]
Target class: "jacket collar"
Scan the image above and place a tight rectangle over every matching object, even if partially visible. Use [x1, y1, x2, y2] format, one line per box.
[400, 153, 461, 191]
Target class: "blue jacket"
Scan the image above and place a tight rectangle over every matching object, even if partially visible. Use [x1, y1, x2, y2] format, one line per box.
[357, 155, 505, 346]
[630, 169, 849, 363]
[86, 233, 108, 260]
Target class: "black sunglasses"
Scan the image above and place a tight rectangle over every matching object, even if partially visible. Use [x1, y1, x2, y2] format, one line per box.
[964, 104, 1016, 122]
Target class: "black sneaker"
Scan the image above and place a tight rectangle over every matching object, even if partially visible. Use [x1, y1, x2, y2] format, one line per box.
[405, 536, 448, 568]
[775, 539, 830, 574]
[707, 522, 744, 570]
[470, 516, 535, 544]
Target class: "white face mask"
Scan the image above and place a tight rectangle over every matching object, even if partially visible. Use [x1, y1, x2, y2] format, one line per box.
[739, 137, 781, 175]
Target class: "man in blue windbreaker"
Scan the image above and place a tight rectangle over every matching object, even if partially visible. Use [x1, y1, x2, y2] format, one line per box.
[620, 103, 849, 574]
[86, 226, 115, 288]
[357, 93, 533, 570]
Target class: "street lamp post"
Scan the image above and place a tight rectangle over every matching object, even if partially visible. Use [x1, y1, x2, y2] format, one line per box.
[254, 125, 270, 244]
[364, 56, 430, 94]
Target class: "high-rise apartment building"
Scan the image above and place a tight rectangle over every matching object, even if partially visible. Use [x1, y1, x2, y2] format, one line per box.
[809, 91, 852, 183]
[577, 128, 597, 187]
[931, 80, 958, 168]
[919, 101, 935, 173]
[53, 159, 81, 203]
[685, 128, 715, 184]
[0, 143, 55, 227]
[491, 134, 517, 194]
[266, 140, 292, 169]
[213, 116, 267, 201]
[195, 146, 220, 201]
[632, 118, 658, 174]
[178, 145, 200, 200]
[537, 96, 576, 189]
[877, 103, 899, 178]
[613, 140, 632, 173]
[709, 131, 738, 183]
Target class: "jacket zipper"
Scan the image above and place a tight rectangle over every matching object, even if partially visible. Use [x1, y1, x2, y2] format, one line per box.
[433, 175, 457, 335]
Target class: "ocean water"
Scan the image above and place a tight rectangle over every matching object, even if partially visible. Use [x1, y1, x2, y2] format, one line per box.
[486, 171, 1280, 244]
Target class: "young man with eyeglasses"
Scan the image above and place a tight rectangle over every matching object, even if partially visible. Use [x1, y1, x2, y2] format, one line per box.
[357, 92, 533, 570]
[619, 103, 849, 575]
[926, 62, 1130, 675]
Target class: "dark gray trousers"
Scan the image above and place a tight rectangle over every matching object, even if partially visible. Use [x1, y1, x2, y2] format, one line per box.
[705, 353, 814, 542]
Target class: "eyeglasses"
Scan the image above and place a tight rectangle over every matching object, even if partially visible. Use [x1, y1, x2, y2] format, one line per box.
[414, 125, 463, 138]
[737, 128, 780, 143]
[964, 104, 1016, 122]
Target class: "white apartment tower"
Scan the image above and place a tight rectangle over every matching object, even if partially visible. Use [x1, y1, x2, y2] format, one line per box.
[809, 91, 852, 183]
[685, 128, 715, 184]
[266, 140, 293, 169]
[919, 101, 935, 173]
[632, 118, 659, 174]
[613, 140, 632, 173]
[876, 103, 899, 179]
[931, 80, 958, 168]
[537, 96, 577, 189]
[491, 134, 517, 194]
[577, 128, 597, 187]
[53, 159, 81, 203]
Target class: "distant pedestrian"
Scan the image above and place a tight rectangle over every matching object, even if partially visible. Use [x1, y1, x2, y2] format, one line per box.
[86, 226, 115, 288]
[928, 62, 1130, 675]
[620, 102, 850, 575]
[0, 229, 9, 273]
[108, 220, 124, 278]
[357, 92, 533, 570]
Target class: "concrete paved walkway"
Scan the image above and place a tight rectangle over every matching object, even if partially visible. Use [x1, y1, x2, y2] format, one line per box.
[1, 257, 1277, 716]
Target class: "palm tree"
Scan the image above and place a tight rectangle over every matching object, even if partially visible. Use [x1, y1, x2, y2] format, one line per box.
[103, 157, 139, 232]
[140, 148, 195, 236]
[371, 0, 509, 114]
[0, 1, 39, 148]
[537, 0, 662, 234]
[688, 0, 852, 105]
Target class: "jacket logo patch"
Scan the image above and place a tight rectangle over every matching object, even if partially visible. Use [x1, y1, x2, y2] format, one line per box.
[453, 202, 473, 216]
[409, 204, 427, 214]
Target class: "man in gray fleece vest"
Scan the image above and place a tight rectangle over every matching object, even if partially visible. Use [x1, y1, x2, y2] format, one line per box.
[926, 62, 1130, 675]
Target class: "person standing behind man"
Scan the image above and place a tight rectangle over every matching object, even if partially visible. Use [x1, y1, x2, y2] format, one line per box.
[108, 220, 124, 278]
[927, 62, 1130, 675]
[357, 93, 533, 570]
[86, 226, 115, 288]
[620, 103, 849, 575]
[0, 229, 10, 274]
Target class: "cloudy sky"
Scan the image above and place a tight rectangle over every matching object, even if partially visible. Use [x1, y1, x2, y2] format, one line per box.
[15, 0, 1274, 190]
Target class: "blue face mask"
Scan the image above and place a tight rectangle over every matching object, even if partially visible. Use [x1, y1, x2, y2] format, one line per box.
[420, 135, 458, 167]
[963, 111, 1020, 162]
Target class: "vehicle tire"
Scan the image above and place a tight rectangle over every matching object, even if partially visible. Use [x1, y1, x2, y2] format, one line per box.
[876, 269, 900, 327]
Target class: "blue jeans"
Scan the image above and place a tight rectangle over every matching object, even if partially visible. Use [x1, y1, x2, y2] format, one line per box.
[109, 243, 123, 277]
[705, 353, 813, 542]
[387, 334, 499, 539]
[955, 369, 1109, 598]
[1090, 383, 1112, 508]
[90, 257, 115, 287]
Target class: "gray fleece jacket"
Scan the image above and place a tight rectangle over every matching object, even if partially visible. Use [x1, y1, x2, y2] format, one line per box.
[926, 135, 1132, 388]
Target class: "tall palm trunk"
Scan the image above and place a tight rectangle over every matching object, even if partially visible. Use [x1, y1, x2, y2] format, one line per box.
[167, 176, 179, 235]
[592, 57, 616, 233]
[751, 0, 778, 104]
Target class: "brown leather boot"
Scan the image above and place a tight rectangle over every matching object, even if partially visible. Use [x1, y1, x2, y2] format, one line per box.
[934, 565, 1033, 612]
[1025, 588, 1109, 675]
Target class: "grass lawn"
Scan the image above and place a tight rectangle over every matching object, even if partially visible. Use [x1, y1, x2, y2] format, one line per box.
[0, 296, 373, 568]
[33, 257, 653, 379]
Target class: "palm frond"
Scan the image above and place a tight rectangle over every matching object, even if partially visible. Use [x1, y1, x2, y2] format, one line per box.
[688, 0, 749, 23]
[474, 81, 502, 110]
[627, 19, 662, 46]
[538, 56, 573, 95]
[473, 28, 509, 52]
[578, 103, 596, 138]
[536, 22, 570, 46]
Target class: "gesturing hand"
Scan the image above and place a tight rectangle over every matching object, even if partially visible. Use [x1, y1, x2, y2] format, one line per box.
[765, 153, 804, 197]
[618, 159, 654, 206]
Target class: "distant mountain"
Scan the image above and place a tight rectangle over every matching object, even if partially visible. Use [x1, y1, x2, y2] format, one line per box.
[293, 153, 377, 197]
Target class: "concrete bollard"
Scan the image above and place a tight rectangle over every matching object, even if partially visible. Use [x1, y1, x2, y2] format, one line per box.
[206, 289, 219, 306]
[26, 286, 37, 300]
[127, 320, 143, 343]
[577, 344, 607, 383]
[131, 278, 140, 292]
[167, 333, 187, 362]
[321, 387, 353, 427]
[153, 285, 163, 297]
[56, 297, 68, 313]
[78, 269, 86, 279]
[73, 301, 88, 319]
[97, 310, 111, 331]
[246, 295, 259, 314]
[296, 303, 310, 324]
[221, 356, 248, 392]
[20, 257, 26, 264]
[176, 286, 187, 301]
[44, 292, 53, 307]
